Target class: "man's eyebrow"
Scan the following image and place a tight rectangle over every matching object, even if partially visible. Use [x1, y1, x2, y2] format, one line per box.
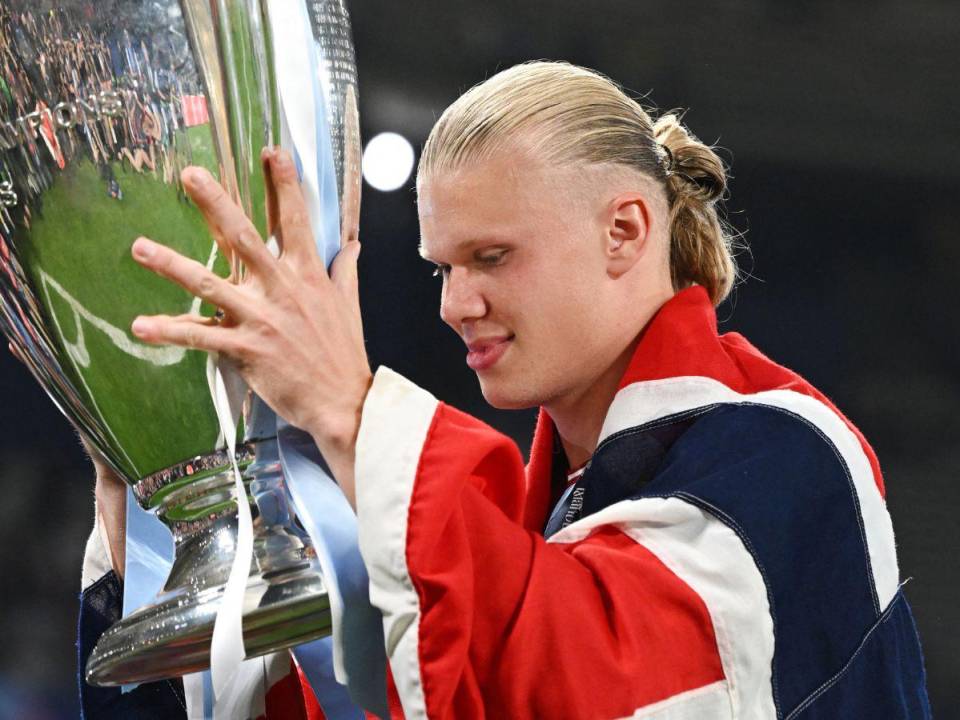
[418, 236, 510, 262]
[417, 242, 432, 261]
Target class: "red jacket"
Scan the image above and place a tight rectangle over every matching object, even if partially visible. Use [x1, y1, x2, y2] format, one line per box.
[350, 286, 928, 719]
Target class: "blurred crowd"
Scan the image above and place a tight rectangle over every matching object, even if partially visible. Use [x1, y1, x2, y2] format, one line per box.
[0, 2, 203, 221]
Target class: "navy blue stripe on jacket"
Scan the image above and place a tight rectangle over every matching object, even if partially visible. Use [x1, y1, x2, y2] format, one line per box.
[555, 401, 930, 718]
[78, 570, 187, 719]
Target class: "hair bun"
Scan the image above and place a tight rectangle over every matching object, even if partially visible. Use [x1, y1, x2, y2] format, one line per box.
[654, 114, 726, 203]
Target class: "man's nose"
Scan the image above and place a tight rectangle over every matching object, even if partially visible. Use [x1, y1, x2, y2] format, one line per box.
[439, 267, 486, 329]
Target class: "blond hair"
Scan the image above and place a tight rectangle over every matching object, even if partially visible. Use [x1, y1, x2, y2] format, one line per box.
[419, 61, 738, 305]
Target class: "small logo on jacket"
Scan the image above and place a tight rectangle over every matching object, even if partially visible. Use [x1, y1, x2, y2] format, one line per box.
[561, 486, 586, 529]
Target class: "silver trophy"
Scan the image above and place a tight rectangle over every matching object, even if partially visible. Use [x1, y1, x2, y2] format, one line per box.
[0, 0, 361, 685]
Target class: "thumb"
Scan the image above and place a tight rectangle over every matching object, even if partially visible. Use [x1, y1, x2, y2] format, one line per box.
[330, 240, 361, 306]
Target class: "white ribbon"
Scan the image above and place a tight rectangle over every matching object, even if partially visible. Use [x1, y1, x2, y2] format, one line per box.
[205, 355, 268, 719]
[121, 355, 258, 720]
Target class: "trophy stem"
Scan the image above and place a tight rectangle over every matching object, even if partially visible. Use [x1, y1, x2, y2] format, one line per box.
[85, 441, 332, 686]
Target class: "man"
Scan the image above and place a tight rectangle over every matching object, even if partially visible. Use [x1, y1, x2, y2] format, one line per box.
[85, 61, 930, 718]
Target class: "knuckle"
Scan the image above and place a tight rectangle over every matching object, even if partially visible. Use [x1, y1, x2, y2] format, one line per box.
[273, 153, 299, 184]
[278, 295, 299, 315]
[184, 326, 202, 348]
[244, 318, 277, 344]
[235, 227, 258, 248]
[197, 273, 217, 298]
[246, 313, 273, 338]
[208, 186, 234, 213]
[263, 264, 291, 294]
[300, 266, 323, 287]
[224, 336, 247, 360]
[275, 263, 295, 284]
[276, 291, 301, 317]
[286, 210, 310, 232]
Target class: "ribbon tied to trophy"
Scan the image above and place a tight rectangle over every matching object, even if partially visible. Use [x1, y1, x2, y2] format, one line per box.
[0, 0, 385, 718]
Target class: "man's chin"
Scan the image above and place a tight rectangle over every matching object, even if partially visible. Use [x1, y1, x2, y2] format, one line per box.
[477, 377, 539, 410]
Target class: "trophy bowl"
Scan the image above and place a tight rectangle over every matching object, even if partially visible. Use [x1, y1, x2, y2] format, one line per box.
[0, 0, 361, 685]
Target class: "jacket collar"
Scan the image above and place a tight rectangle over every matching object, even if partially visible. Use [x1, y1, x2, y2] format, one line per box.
[523, 286, 720, 531]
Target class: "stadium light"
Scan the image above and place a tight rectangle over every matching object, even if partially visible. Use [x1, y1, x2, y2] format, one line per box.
[362, 132, 415, 192]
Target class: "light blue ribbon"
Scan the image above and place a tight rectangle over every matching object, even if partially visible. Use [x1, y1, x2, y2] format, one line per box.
[278, 424, 385, 719]
[280, 8, 388, 716]
[120, 489, 177, 695]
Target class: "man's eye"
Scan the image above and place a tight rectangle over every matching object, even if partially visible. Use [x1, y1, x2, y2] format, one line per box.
[478, 251, 507, 267]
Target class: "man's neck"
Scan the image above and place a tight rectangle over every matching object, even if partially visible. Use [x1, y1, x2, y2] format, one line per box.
[547, 338, 639, 471]
[545, 283, 676, 472]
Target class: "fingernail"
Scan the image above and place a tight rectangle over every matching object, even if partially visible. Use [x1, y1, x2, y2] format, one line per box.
[184, 167, 208, 189]
[273, 149, 291, 168]
[132, 237, 153, 261]
[131, 317, 151, 337]
[261, 146, 276, 161]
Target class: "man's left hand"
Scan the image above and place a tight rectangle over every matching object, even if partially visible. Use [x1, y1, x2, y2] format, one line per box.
[130, 148, 371, 500]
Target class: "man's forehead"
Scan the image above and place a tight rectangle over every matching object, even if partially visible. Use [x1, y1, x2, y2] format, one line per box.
[419, 154, 544, 198]
[416, 159, 632, 257]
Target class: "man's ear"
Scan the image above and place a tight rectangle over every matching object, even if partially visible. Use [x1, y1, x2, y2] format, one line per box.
[605, 192, 652, 277]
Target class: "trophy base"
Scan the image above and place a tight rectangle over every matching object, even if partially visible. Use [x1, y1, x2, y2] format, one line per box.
[86, 444, 333, 686]
[85, 558, 331, 686]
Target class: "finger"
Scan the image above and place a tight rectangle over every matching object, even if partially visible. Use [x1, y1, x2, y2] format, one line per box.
[267, 148, 319, 266]
[131, 313, 238, 354]
[330, 240, 361, 309]
[180, 166, 280, 279]
[132, 237, 252, 317]
[178, 168, 232, 261]
[231, 222, 284, 286]
[262, 146, 280, 240]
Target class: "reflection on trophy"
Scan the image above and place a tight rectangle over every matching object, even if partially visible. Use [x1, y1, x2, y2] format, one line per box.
[0, 0, 361, 685]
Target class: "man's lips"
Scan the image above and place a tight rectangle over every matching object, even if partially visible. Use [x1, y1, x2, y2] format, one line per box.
[465, 335, 514, 371]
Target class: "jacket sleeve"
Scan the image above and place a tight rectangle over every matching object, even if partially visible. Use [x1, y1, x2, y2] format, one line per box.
[354, 368, 768, 720]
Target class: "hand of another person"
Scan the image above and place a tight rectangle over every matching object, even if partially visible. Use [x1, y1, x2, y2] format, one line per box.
[84, 435, 127, 578]
[128, 148, 370, 505]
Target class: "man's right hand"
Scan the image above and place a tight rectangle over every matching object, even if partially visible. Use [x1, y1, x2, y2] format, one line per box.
[84, 436, 127, 578]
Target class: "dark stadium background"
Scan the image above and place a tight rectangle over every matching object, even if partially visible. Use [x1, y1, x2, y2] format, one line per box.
[0, 1, 957, 716]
